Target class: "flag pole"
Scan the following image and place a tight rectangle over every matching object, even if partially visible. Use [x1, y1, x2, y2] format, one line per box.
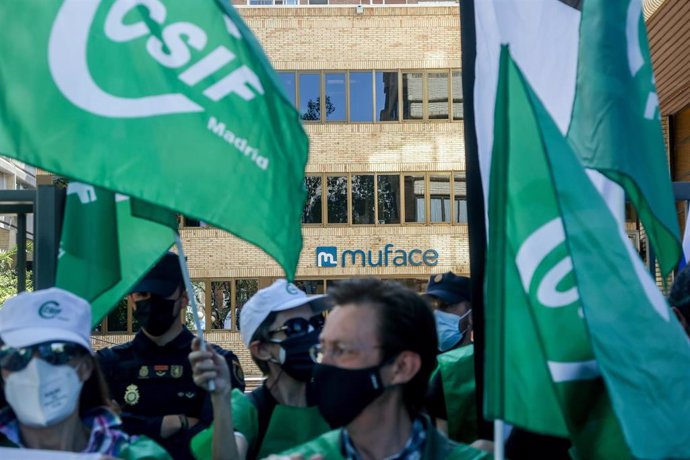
[494, 420, 505, 460]
[459, 0, 492, 440]
[174, 233, 216, 392]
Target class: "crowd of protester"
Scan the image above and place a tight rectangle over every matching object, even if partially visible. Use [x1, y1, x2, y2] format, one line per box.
[3, 256, 689, 459]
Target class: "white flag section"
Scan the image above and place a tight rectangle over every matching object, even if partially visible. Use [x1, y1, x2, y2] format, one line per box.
[474, 0, 580, 195]
[474, 0, 680, 276]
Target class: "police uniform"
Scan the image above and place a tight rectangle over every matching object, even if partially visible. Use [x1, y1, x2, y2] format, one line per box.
[98, 327, 245, 460]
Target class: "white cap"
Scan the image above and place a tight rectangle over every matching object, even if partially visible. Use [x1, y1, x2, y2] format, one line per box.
[239, 279, 326, 347]
[0, 288, 92, 351]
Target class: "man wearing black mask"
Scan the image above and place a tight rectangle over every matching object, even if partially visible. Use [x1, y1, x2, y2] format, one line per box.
[273, 278, 491, 460]
[189, 279, 331, 460]
[98, 252, 245, 460]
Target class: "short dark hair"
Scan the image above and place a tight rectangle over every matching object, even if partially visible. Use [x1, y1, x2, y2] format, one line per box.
[669, 266, 690, 321]
[328, 278, 438, 416]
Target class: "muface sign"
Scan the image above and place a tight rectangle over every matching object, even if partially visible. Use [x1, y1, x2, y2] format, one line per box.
[316, 244, 439, 268]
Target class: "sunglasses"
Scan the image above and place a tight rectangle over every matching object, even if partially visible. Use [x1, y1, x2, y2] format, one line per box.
[0, 341, 85, 372]
[268, 314, 325, 338]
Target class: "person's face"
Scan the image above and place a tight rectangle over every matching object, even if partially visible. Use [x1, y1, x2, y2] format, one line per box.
[318, 304, 382, 369]
[0, 341, 92, 382]
[430, 297, 472, 330]
[130, 287, 186, 316]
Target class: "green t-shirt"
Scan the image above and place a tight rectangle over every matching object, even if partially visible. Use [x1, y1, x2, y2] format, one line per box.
[191, 388, 330, 460]
[282, 415, 492, 460]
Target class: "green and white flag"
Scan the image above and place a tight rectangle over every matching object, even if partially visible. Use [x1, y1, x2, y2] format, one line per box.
[0, 0, 308, 279]
[56, 182, 175, 326]
[486, 46, 690, 460]
[475, 0, 679, 276]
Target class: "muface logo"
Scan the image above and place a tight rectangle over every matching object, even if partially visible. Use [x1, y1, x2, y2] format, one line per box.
[48, 0, 264, 118]
[316, 247, 338, 268]
[38, 301, 62, 319]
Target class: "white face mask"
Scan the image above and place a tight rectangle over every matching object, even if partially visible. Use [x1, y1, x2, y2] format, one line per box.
[4, 358, 84, 427]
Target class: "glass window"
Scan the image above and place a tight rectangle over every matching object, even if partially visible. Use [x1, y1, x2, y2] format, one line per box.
[377, 174, 401, 224]
[429, 174, 451, 223]
[390, 278, 428, 293]
[299, 73, 321, 121]
[402, 72, 423, 120]
[325, 73, 346, 121]
[375, 71, 398, 121]
[327, 176, 348, 224]
[352, 175, 375, 224]
[278, 72, 296, 107]
[211, 281, 232, 330]
[454, 174, 467, 223]
[303, 175, 323, 224]
[106, 298, 128, 332]
[404, 175, 425, 223]
[295, 280, 325, 295]
[428, 72, 449, 119]
[452, 71, 463, 120]
[185, 281, 206, 331]
[235, 279, 258, 331]
[350, 72, 373, 122]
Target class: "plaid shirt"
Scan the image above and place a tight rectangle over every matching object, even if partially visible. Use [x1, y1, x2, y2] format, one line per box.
[0, 406, 134, 455]
[341, 416, 427, 460]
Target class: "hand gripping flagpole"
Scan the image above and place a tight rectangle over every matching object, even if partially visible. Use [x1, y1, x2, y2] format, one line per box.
[175, 234, 216, 392]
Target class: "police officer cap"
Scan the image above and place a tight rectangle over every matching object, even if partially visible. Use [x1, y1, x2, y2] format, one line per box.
[131, 252, 184, 298]
[426, 272, 471, 305]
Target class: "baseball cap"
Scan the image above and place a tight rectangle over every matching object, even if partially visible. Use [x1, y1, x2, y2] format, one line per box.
[240, 279, 327, 347]
[426, 272, 471, 305]
[131, 252, 184, 298]
[0, 288, 92, 351]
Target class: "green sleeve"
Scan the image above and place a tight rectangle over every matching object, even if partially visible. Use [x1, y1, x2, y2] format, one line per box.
[190, 389, 258, 460]
[117, 436, 172, 460]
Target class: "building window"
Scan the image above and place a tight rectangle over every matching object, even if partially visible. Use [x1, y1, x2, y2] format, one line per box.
[211, 281, 232, 330]
[428, 72, 450, 120]
[350, 71, 374, 122]
[402, 72, 423, 121]
[235, 279, 259, 331]
[376, 71, 399, 122]
[325, 73, 346, 122]
[303, 175, 323, 224]
[294, 280, 326, 295]
[454, 173, 467, 223]
[404, 174, 425, 223]
[105, 299, 128, 332]
[352, 175, 375, 224]
[299, 73, 322, 121]
[327, 176, 348, 224]
[452, 71, 463, 120]
[429, 174, 451, 223]
[278, 72, 296, 107]
[377, 174, 401, 224]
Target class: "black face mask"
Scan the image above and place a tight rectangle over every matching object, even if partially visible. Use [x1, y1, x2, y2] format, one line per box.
[134, 295, 178, 336]
[311, 361, 387, 428]
[274, 329, 319, 382]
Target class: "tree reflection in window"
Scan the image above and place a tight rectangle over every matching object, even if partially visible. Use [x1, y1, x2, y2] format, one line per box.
[377, 175, 401, 224]
[301, 96, 335, 121]
[327, 176, 348, 224]
[352, 175, 375, 224]
[303, 176, 323, 223]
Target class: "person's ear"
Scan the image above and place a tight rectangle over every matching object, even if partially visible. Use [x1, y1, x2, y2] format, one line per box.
[76, 355, 94, 383]
[250, 341, 274, 362]
[672, 307, 688, 331]
[388, 351, 421, 385]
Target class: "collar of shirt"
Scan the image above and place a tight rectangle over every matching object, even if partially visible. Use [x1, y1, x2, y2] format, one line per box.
[341, 416, 427, 460]
[0, 406, 133, 455]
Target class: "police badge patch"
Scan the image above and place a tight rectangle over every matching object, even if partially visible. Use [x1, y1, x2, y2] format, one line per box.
[124, 384, 140, 406]
[171, 365, 183, 378]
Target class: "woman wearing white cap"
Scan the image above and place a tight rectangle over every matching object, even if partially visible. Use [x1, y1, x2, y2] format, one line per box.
[0, 288, 170, 459]
[188, 279, 331, 460]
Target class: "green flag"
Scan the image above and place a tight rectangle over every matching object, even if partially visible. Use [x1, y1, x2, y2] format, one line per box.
[0, 0, 307, 279]
[486, 47, 690, 459]
[56, 182, 175, 326]
[567, 0, 679, 276]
